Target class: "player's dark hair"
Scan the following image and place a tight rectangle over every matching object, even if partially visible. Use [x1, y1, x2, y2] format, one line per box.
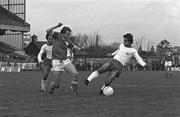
[60, 26, 71, 34]
[45, 33, 51, 40]
[123, 33, 133, 44]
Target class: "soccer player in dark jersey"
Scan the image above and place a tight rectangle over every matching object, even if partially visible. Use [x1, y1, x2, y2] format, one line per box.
[46, 23, 83, 95]
[37, 34, 53, 91]
[162, 48, 174, 78]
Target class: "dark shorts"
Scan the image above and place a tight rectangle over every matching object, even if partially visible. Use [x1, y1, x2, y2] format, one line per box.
[98, 59, 123, 77]
[43, 58, 52, 68]
[109, 59, 123, 77]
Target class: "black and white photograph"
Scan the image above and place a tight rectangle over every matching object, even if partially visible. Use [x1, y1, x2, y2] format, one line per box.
[0, 0, 180, 116]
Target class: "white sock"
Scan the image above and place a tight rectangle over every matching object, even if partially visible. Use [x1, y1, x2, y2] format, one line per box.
[101, 84, 106, 90]
[87, 71, 99, 82]
[41, 79, 47, 83]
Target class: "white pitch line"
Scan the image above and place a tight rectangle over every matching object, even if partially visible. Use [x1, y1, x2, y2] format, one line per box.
[113, 84, 180, 88]
[93, 84, 180, 88]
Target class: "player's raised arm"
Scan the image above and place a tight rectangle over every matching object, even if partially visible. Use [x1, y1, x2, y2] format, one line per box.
[37, 45, 45, 63]
[66, 38, 85, 51]
[46, 23, 63, 34]
[72, 45, 85, 51]
[133, 50, 146, 67]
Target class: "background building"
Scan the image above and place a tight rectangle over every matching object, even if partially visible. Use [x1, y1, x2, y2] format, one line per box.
[0, 0, 30, 50]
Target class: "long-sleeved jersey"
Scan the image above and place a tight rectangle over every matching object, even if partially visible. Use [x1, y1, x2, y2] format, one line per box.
[38, 44, 52, 62]
[113, 44, 146, 66]
[52, 32, 75, 60]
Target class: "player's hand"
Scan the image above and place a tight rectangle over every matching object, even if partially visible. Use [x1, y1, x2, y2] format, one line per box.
[57, 23, 63, 27]
[38, 60, 44, 64]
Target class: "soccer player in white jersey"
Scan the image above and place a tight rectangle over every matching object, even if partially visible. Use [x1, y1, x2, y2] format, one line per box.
[37, 34, 53, 91]
[84, 33, 146, 94]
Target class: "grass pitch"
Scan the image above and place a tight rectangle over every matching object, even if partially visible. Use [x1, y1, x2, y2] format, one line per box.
[0, 71, 180, 117]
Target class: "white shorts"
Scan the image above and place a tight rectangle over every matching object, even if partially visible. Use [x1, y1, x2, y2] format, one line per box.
[165, 61, 172, 67]
[52, 59, 71, 71]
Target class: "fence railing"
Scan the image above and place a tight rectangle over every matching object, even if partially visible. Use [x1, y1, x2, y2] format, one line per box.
[1, 62, 180, 72]
[0, 62, 38, 72]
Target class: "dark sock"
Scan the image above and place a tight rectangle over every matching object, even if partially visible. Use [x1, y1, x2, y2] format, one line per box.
[72, 83, 78, 93]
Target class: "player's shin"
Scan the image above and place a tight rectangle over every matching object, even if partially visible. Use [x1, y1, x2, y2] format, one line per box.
[87, 71, 99, 82]
[104, 72, 117, 86]
[71, 80, 78, 95]
[169, 67, 173, 78]
[41, 79, 47, 91]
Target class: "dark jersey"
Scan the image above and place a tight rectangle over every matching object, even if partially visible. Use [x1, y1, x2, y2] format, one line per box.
[52, 32, 75, 60]
[164, 51, 173, 61]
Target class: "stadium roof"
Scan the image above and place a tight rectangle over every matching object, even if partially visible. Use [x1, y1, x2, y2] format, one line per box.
[0, 6, 30, 32]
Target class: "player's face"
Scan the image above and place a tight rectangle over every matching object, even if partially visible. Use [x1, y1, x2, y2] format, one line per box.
[47, 36, 53, 45]
[64, 31, 71, 40]
[123, 38, 131, 47]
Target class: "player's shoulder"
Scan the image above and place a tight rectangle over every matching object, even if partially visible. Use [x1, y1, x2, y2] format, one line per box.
[119, 43, 123, 47]
[130, 47, 137, 53]
[52, 31, 62, 38]
[119, 43, 125, 49]
[41, 43, 48, 48]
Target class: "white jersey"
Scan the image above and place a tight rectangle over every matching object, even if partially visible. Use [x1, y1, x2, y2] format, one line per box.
[37, 44, 52, 62]
[113, 44, 146, 66]
[67, 48, 74, 57]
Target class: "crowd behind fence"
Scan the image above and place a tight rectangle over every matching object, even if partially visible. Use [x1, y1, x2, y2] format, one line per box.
[1, 59, 180, 72]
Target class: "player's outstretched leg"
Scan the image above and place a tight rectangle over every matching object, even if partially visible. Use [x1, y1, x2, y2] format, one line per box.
[49, 71, 62, 94]
[41, 65, 51, 91]
[99, 71, 117, 95]
[166, 67, 171, 78]
[84, 62, 111, 86]
[41, 80, 47, 92]
[169, 66, 172, 78]
[169, 71, 172, 78]
[71, 80, 79, 95]
[49, 82, 60, 94]
[99, 83, 106, 95]
[84, 71, 99, 85]
[165, 67, 168, 78]
[49, 82, 55, 93]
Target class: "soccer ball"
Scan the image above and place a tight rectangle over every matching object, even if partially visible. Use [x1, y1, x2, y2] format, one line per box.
[103, 86, 114, 96]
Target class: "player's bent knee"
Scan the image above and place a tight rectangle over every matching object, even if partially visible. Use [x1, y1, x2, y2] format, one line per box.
[114, 72, 120, 78]
[71, 80, 78, 84]
[71, 70, 78, 76]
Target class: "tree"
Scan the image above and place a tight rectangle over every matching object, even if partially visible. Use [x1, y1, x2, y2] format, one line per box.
[133, 36, 144, 50]
[146, 40, 154, 51]
[138, 46, 143, 52]
[109, 42, 120, 49]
